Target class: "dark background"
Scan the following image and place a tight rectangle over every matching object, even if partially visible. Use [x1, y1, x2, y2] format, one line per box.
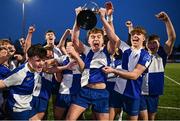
[0, 0, 179, 48]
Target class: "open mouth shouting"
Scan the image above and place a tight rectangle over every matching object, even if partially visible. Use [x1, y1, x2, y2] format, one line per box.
[132, 36, 140, 44]
[93, 40, 100, 48]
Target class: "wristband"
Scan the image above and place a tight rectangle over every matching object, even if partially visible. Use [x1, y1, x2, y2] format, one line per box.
[106, 15, 113, 22]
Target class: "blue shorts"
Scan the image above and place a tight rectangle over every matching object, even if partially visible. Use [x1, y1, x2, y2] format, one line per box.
[140, 95, 159, 113]
[110, 90, 140, 116]
[52, 81, 60, 95]
[30, 96, 49, 117]
[106, 81, 116, 94]
[55, 94, 75, 108]
[72, 86, 109, 113]
[7, 109, 31, 120]
[6, 100, 32, 120]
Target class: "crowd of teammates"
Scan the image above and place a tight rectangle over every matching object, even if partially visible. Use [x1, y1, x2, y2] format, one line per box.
[0, 1, 176, 120]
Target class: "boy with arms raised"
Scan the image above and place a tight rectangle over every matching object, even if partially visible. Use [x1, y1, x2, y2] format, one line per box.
[65, 7, 119, 120]
[139, 11, 176, 120]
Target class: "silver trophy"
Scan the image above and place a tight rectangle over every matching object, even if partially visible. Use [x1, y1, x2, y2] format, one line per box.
[77, 1, 99, 30]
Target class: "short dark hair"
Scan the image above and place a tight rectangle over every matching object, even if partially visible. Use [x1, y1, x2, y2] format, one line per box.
[0, 38, 13, 45]
[148, 34, 160, 42]
[130, 26, 147, 38]
[87, 28, 104, 38]
[45, 30, 56, 35]
[44, 45, 54, 51]
[27, 44, 47, 59]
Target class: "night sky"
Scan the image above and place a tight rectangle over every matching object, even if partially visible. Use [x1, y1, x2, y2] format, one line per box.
[0, 0, 179, 47]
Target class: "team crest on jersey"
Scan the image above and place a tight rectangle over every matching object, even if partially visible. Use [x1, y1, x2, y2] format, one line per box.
[143, 54, 151, 62]
[26, 77, 32, 81]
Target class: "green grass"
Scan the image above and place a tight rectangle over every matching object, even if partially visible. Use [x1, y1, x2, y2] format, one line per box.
[47, 63, 180, 120]
[157, 63, 180, 120]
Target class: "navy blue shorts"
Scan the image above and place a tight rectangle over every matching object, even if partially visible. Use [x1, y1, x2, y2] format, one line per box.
[110, 90, 140, 116]
[72, 86, 109, 113]
[140, 95, 159, 113]
[6, 100, 32, 120]
[106, 81, 116, 94]
[30, 96, 48, 117]
[7, 109, 31, 120]
[55, 94, 75, 108]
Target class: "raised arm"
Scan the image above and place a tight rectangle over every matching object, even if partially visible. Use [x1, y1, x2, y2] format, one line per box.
[156, 11, 176, 56]
[57, 29, 71, 55]
[125, 20, 133, 46]
[126, 20, 133, 34]
[104, 1, 115, 33]
[99, 8, 120, 54]
[24, 26, 35, 54]
[71, 7, 85, 53]
[19, 38, 26, 54]
[66, 45, 85, 72]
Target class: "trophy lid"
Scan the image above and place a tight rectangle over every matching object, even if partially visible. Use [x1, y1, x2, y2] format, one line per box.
[82, 1, 99, 13]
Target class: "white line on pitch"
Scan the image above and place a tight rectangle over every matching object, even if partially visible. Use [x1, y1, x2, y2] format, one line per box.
[165, 75, 180, 86]
[158, 106, 180, 110]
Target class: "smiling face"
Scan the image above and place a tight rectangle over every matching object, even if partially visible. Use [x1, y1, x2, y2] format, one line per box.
[0, 47, 8, 59]
[27, 44, 47, 73]
[87, 28, 104, 52]
[6, 44, 16, 56]
[28, 56, 45, 72]
[147, 40, 159, 54]
[0, 48, 9, 64]
[146, 35, 160, 54]
[130, 27, 147, 49]
[131, 33, 145, 49]
[0, 39, 16, 56]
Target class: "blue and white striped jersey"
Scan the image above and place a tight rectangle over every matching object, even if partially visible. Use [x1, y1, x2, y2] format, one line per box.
[81, 45, 111, 87]
[34, 46, 62, 100]
[114, 41, 151, 99]
[56, 54, 85, 94]
[141, 47, 167, 95]
[106, 49, 123, 92]
[107, 41, 129, 80]
[0, 64, 11, 79]
[32, 72, 55, 100]
[0, 64, 11, 110]
[53, 46, 63, 59]
[3, 63, 41, 112]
